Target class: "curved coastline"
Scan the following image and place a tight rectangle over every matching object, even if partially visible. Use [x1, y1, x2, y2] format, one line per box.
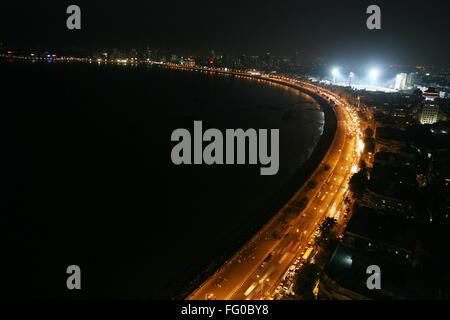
[257, 78, 337, 225]
[2, 59, 336, 299]
[170, 67, 338, 299]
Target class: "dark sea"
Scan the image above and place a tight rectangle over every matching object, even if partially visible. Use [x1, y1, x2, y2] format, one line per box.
[1, 60, 324, 299]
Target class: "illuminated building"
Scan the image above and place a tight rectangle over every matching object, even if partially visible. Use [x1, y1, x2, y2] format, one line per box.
[419, 87, 439, 125]
[406, 72, 420, 88]
[394, 73, 407, 90]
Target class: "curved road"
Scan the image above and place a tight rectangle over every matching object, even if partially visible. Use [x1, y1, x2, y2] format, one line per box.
[186, 76, 362, 300]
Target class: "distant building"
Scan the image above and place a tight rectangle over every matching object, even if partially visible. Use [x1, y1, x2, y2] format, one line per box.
[420, 105, 440, 124]
[406, 72, 420, 87]
[182, 57, 195, 67]
[394, 73, 408, 90]
[419, 87, 440, 125]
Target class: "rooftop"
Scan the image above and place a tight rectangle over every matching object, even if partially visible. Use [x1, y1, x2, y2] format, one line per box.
[345, 206, 417, 251]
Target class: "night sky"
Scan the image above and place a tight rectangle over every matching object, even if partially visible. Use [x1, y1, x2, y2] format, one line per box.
[1, 0, 450, 66]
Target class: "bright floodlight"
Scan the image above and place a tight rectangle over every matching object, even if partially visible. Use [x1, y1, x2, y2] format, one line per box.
[369, 69, 379, 79]
[332, 68, 339, 83]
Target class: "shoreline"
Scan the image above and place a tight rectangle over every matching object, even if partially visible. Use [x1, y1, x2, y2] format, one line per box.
[2, 58, 337, 299]
[174, 68, 338, 300]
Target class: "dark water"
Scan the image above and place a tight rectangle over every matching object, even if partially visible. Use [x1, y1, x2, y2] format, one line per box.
[1, 60, 324, 299]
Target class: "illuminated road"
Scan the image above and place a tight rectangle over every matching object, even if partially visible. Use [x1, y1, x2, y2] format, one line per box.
[229, 105, 358, 300]
[186, 75, 362, 301]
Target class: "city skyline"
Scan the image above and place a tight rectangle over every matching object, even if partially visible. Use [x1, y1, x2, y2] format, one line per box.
[2, 1, 450, 67]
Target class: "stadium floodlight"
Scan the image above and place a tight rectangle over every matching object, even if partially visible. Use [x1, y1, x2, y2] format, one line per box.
[332, 68, 339, 83]
[369, 68, 379, 79]
[369, 68, 379, 86]
[349, 72, 354, 86]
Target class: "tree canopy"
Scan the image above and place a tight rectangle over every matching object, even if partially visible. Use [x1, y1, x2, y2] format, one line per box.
[293, 263, 321, 300]
[349, 169, 369, 198]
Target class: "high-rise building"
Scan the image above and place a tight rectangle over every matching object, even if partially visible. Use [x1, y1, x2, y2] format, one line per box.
[419, 87, 440, 125]
[394, 73, 408, 90]
[406, 72, 420, 87]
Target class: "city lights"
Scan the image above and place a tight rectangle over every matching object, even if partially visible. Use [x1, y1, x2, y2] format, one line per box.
[356, 139, 365, 155]
[2, 0, 449, 306]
